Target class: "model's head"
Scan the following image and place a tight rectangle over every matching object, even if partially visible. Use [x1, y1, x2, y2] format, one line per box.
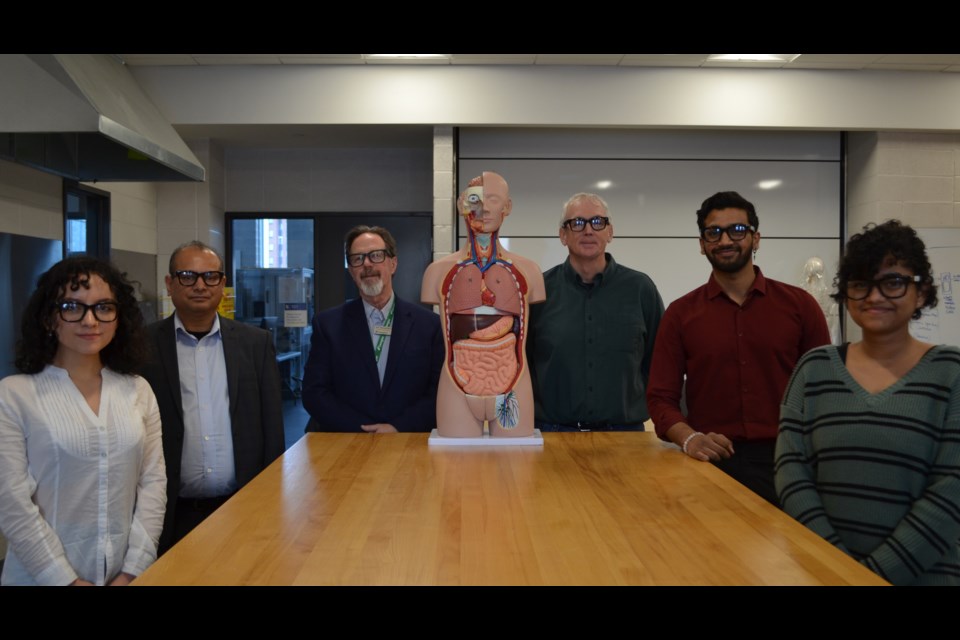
[696, 191, 759, 233]
[832, 219, 937, 320]
[344, 225, 398, 303]
[15, 255, 146, 374]
[458, 171, 512, 235]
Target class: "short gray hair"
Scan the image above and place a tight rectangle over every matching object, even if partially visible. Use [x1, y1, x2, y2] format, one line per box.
[561, 193, 610, 227]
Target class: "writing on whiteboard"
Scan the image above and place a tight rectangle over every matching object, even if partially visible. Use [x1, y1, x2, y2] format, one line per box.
[910, 271, 960, 345]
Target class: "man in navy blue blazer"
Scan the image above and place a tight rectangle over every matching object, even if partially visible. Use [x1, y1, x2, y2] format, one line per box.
[303, 225, 443, 433]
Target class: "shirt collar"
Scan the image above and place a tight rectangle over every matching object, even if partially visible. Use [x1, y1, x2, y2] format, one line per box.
[706, 265, 766, 300]
[562, 252, 616, 287]
[362, 292, 396, 323]
[174, 311, 221, 340]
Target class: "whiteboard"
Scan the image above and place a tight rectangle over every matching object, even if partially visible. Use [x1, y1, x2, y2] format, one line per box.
[497, 236, 841, 308]
[458, 129, 842, 311]
[910, 228, 960, 348]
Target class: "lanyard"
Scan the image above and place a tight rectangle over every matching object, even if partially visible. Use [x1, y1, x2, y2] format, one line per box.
[372, 300, 395, 364]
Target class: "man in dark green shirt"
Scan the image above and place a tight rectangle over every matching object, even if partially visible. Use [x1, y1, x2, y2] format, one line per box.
[527, 193, 664, 431]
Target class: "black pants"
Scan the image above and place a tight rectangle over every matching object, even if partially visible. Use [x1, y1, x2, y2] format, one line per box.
[712, 440, 779, 506]
[161, 494, 233, 555]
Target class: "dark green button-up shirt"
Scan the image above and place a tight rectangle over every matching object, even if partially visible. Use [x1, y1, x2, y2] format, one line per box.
[527, 253, 664, 425]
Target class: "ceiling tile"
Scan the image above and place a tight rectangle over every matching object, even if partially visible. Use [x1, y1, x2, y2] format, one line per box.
[119, 54, 198, 66]
[535, 54, 625, 65]
[451, 54, 537, 65]
[878, 54, 960, 64]
[192, 55, 282, 65]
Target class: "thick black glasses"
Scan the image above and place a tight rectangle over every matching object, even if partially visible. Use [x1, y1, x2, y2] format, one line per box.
[562, 216, 610, 232]
[57, 300, 119, 323]
[347, 249, 393, 267]
[173, 270, 225, 286]
[701, 223, 756, 243]
[845, 274, 921, 300]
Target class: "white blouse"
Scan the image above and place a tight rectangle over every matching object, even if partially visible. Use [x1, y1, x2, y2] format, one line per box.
[0, 365, 166, 585]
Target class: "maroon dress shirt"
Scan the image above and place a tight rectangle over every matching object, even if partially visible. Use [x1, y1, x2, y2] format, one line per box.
[647, 267, 830, 442]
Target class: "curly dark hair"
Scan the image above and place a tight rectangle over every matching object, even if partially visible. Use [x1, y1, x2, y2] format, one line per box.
[14, 256, 147, 374]
[831, 220, 938, 321]
[696, 191, 759, 233]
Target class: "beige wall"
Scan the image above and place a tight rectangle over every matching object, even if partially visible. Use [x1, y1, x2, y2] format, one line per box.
[848, 131, 960, 232]
[432, 126, 454, 260]
[156, 138, 224, 303]
[845, 131, 960, 340]
[89, 181, 158, 255]
[0, 159, 63, 240]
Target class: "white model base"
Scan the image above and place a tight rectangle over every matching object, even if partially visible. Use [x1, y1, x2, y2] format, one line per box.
[427, 428, 545, 447]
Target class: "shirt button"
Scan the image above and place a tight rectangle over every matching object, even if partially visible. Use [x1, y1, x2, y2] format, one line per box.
[741, 361, 746, 365]
[738, 332, 743, 337]
[588, 316, 593, 321]
[588, 339, 593, 344]
[206, 467, 213, 474]
[204, 435, 210, 441]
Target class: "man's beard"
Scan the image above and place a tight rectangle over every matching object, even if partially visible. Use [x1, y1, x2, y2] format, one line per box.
[706, 245, 751, 274]
[359, 277, 384, 297]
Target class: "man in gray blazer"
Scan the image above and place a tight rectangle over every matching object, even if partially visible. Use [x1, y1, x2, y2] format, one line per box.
[140, 241, 285, 555]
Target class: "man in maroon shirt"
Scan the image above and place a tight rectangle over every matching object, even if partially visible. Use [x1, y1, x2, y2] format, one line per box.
[646, 191, 830, 504]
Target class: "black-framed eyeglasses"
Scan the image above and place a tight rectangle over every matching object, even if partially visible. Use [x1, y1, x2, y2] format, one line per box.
[562, 216, 610, 232]
[172, 270, 225, 286]
[346, 249, 393, 268]
[56, 300, 119, 323]
[701, 223, 756, 243]
[845, 274, 921, 300]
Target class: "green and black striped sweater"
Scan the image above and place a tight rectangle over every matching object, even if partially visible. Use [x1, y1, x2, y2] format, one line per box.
[776, 344, 960, 586]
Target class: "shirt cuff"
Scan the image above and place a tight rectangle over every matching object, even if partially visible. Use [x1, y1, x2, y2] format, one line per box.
[36, 555, 79, 586]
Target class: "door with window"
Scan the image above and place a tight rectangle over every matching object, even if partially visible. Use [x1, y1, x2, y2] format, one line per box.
[228, 212, 432, 403]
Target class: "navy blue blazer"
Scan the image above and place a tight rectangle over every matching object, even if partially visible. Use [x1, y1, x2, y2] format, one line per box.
[303, 297, 443, 432]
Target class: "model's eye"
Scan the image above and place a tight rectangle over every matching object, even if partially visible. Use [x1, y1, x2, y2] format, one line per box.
[467, 194, 481, 204]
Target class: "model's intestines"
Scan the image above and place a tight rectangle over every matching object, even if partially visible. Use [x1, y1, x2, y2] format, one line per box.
[441, 261, 528, 402]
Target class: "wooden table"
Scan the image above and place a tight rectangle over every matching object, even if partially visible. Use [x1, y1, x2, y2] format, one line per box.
[135, 432, 887, 586]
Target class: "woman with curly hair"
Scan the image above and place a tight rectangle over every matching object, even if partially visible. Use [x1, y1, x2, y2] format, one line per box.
[0, 256, 165, 585]
[776, 220, 960, 585]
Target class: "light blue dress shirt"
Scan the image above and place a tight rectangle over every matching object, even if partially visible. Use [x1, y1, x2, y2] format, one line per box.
[174, 313, 236, 498]
[361, 293, 395, 387]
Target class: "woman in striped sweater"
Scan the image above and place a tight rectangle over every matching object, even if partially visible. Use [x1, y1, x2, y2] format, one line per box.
[776, 220, 960, 585]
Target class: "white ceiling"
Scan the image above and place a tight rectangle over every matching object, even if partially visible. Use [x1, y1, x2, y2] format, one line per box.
[119, 53, 960, 72]
[120, 54, 960, 148]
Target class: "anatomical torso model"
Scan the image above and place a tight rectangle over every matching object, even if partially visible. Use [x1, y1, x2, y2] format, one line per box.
[421, 172, 546, 437]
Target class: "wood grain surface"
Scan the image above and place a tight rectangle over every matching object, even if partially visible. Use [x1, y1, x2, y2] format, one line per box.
[134, 432, 887, 586]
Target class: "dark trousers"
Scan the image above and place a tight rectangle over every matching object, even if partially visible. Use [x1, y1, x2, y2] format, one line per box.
[712, 440, 778, 506]
[161, 494, 233, 555]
